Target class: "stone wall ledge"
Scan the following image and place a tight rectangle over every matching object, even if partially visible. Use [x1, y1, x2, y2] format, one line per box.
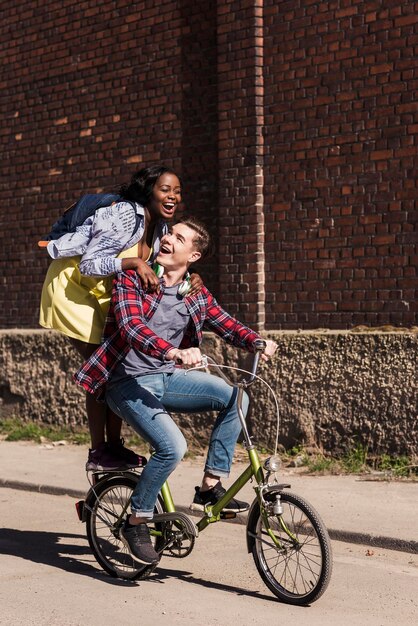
[0, 329, 416, 456]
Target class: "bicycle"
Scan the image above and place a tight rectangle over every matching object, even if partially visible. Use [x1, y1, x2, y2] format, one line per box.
[75, 340, 333, 605]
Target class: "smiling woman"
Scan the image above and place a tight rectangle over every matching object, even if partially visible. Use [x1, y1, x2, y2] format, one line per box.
[40, 165, 181, 345]
[143, 173, 181, 221]
[38, 165, 200, 473]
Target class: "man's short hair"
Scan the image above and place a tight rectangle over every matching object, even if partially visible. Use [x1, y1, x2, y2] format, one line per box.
[177, 215, 211, 259]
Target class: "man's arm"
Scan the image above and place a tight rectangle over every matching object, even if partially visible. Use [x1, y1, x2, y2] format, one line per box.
[112, 270, 176, 361]
[198, 289, 277, 360]
[201, 289, 261, 351]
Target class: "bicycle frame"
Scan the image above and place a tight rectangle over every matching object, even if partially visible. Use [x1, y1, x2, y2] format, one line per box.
[81, 342, 333, 604]
[153, 368, 268, 534]
[197, 449, 264, 531]
[157, 446, 264, 533]
[86, 345, 272, 538]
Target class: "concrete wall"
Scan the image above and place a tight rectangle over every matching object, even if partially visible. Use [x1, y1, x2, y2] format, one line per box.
[1, 329, 416, 457]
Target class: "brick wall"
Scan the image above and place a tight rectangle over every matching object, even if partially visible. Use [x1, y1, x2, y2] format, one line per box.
[263, 0, 417, 328]
[216, 0, 266, 329]
[0, 0, 416, 330]
[0, 0, 219, 328]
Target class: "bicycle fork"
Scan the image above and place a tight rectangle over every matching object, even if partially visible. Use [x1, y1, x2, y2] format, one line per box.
[248, 484, 300, 551]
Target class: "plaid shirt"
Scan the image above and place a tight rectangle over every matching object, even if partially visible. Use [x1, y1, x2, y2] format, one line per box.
[74, 269, 261, 394]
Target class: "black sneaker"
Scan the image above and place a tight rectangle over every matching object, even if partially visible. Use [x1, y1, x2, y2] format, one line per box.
[120, 519, 159, 565]
[190, 481, 250, 513]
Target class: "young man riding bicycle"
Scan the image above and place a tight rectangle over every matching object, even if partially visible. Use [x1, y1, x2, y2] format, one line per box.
[74, 216, 277, 565]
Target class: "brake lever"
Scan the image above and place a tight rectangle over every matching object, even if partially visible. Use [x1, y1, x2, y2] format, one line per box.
[181, 354, 209, 372]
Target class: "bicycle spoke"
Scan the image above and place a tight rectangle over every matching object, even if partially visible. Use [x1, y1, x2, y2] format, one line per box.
[86, 475, 165, 579]
[249, 491, 332, 604]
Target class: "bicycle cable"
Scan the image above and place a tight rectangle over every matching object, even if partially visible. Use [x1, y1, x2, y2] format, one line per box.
[185, 361, 281, 456]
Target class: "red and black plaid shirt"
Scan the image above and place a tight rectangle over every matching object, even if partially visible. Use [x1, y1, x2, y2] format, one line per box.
[74, 270, 261, 394]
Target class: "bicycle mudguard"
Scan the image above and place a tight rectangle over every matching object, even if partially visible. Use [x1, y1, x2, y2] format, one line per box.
[87, 470, 140, 488]
[246, 484, 291, 553]
[81, 471, 140, 512]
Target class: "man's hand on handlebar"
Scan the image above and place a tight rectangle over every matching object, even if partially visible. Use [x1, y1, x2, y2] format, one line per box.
[166, 347, 203, 367]
[260, 339, 278, 362]
[166, 341, 277, 368]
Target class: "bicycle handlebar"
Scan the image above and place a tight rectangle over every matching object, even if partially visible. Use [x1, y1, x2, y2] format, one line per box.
[203, 339, 267, 388]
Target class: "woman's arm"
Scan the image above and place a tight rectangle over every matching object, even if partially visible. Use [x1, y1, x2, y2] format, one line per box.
[120, 257, 160, 292]
[78, 202, 144, 277]
[188, 272, 204, 296]
[45, 220, 92, 259]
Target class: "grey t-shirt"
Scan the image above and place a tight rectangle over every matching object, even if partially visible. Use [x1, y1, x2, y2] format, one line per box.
[109, 285, 190, 384]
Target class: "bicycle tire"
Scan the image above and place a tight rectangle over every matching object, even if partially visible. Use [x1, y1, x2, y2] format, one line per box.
[85, 473, 165, 580]
[247, 491, 332, 605]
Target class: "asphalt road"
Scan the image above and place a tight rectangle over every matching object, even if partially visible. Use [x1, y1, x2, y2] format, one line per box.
[0, 488, 417, 626]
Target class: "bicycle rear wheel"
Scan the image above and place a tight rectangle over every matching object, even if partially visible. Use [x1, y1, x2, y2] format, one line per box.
[85, 473, 165, 580]
[247, 491, 332, 605]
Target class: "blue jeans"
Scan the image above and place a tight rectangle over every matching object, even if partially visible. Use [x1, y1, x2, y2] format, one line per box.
[106, 369, 248, 518]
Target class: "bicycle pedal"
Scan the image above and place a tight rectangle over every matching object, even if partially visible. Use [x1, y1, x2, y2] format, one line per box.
[220, 511, 237, 520]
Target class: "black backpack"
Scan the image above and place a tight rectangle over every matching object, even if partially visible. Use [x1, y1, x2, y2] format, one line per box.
[42, 193, 140, 241]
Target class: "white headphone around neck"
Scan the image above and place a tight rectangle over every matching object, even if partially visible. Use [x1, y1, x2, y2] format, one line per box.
[153, 263, 191, 297]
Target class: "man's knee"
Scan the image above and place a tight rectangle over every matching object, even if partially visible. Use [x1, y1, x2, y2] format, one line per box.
[158, 432, 187, 464]
[177, 437, 188, 462]
[168, 440, 187, 468]
[224, 387, 249, 414]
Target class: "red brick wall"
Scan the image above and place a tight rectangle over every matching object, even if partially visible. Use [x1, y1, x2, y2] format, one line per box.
[263, 0, 417, 328]
[0, 0, 416, 330]
[0, 0, 219, 328]
[216, 0, 266, 329]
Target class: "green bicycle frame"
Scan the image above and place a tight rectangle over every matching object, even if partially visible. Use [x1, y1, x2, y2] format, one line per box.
[148, 356, 288, 541]
[153, 380, 267, 533]
[196, 446, 264, 531]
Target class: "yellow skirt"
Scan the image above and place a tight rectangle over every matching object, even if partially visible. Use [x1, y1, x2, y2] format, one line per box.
[39, 246, 138, 345]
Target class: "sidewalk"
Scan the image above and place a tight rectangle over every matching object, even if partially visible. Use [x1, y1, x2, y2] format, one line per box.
[0, 440, 416, 553]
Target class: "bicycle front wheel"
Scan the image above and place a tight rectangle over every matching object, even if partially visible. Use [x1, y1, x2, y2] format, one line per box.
[85, 473, 165, 580]
[247, 491, 332, 605]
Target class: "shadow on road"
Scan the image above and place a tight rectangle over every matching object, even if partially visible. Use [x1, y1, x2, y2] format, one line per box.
[0, 528, 277, 602]
[0, 528, 136, 587]
[151, 565, 277, 603]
